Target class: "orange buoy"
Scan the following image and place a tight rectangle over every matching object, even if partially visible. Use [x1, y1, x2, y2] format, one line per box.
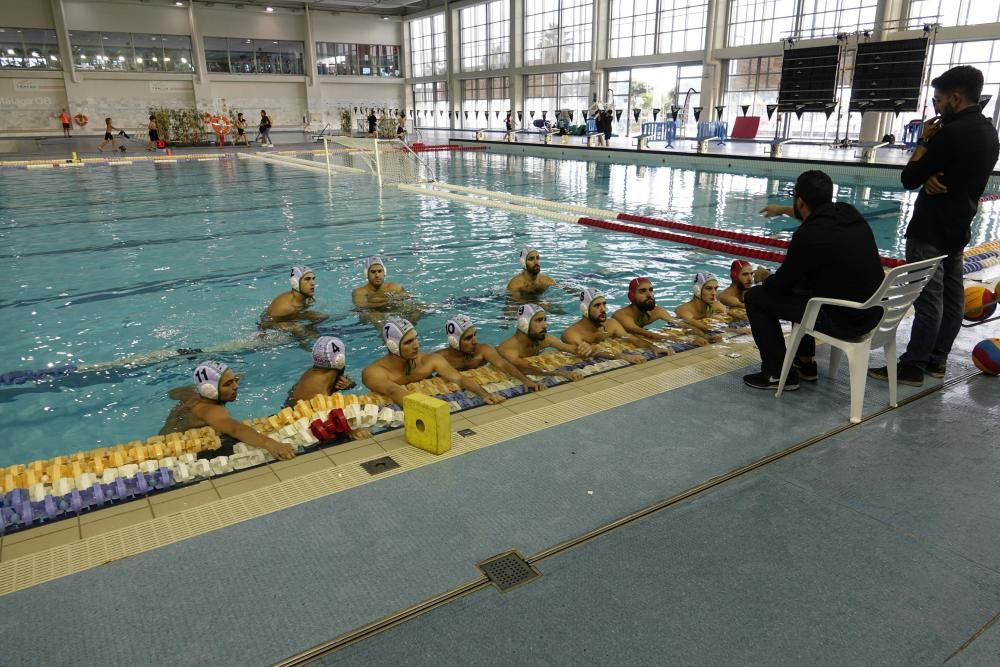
[74, 113, 89, 126]
[210, 114, 232, 135]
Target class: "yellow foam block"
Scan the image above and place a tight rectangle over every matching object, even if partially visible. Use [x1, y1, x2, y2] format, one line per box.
[403, 393, 451, 455]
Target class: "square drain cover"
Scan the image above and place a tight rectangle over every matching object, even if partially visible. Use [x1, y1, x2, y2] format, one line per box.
[360, 456, 399, 476]
[477, 550, 541, 592]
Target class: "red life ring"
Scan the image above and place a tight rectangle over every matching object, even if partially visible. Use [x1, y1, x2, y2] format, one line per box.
[74, 113, 89, 127]
[210, 115, 231, 135]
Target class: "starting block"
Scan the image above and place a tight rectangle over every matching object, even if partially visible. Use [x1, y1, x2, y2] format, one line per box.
[403, 393, 451, 455]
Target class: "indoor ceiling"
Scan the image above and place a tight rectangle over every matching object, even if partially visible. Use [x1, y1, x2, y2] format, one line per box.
[87, 0, 448, 18]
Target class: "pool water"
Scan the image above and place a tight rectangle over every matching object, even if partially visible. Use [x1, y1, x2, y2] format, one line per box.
[1, 152, 997, 466]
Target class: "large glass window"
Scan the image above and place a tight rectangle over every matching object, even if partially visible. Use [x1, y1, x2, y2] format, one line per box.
[201, 37, 303, 74]
[409, 14, 447, 78]
[609, 0, 656, 59]
[524, 0, 592, 66]
[907, 0, 1000, 28]
[461, 76, 510, 128]
[68, 31, 194, 72]
[524, 70, 591, 124]
[460, 1, 510, 72]
[318, 42, 399, 77]
[0, 27, 60, 69]
[722, 56, 784, 136]
[921, 40, 1000, 125]
[799, 0, 878, 39]
[727, 0, 879, 47]
[413, 81, 449, 128]
[609, 0, 706, 59]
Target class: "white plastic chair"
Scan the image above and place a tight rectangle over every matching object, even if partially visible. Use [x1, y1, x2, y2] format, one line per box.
[775, 255, 945, 423]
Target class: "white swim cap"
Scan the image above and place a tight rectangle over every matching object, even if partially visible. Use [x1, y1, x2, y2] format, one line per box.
[289, 265, 314, 292]
[193, 361, 229, 400]
[382, 318, 414, 356]
[516, 303, 545, 334]
[445, 315, 475, 350]
[365, 256, 386, 276]
[519, 247, 538, 270]
[579, 288, 605, 317]
[312, 336, 346, 370]
[694, 271, 719, 299]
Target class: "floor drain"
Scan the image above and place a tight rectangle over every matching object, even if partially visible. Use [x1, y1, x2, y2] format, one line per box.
[360, 456, 400, 476]
[477, 550, 541, 592]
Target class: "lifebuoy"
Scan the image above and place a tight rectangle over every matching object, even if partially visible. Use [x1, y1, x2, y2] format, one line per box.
[74, 113, 88, 127]
[202, 112, 213, 124]
[210, 115, 231, 135]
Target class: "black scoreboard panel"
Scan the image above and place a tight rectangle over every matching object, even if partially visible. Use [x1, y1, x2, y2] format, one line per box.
[777, 45, 839, 111]
[850, 38, 927, 111]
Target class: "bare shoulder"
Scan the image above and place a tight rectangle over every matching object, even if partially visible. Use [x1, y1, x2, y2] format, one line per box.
[539, 273, 556, 286]
[653, 306, 674, 321]
[506, 275, 524, 291]
[606, 318, 628, 336]
[386, 282, 405, 292]
[611, 306, 632, 323]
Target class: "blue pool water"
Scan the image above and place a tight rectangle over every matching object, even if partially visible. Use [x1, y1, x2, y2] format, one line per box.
[1, 152, 997, 466]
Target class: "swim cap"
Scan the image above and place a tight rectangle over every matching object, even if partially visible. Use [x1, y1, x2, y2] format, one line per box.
[193, 361, 229, 400]
[628, 277, 651, 303]
[365, 256, 385, 276]
[289, 265, 314, 292]
[579, 288, 604, 317]
[445, 315, 475, 350]
[516, 303, 545, 334]
[382, 317, 414, 356]
[730, 260, 752, 283]
[519, 246, 538, 270]
[694, 271, 719, 299]
[312, 336, 346, 370]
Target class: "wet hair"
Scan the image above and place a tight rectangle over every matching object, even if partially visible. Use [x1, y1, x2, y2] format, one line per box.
[794, 170, 834, 210]
[931, 65, 984, 104]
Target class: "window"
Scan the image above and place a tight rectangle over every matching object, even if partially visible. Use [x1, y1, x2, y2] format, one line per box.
[726, 0, 797, 47]
[461, 76, 510, 128]
[658, 1, 708, 54]
[609, 0, 656, 59]
[609, 0, 706, 59]
[921, 40, 1000, 124]
[409, 14, 447, 78]
[907, 0, 1000, 29]
[0, 27, 60, 69]
[460, 0, 510, 72]
[317, 42, 356, 75]
[202, 37, 304, 75]
[722, 56, 784, 135]
[413, 81, 449, 128]
[799, 0, 878, 39]
[524, 71, 591, 125]
[524, 0, 592, 66]
[68, 31, 194, 72]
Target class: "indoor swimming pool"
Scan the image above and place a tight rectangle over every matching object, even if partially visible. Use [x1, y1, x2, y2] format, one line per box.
[1, 150, 998, 466]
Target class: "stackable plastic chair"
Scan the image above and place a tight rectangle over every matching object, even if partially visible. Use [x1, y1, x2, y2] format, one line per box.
[775, 255, 945, 423]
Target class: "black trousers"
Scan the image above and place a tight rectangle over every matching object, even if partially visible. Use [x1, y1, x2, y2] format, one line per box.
[744, 286, 877, 377]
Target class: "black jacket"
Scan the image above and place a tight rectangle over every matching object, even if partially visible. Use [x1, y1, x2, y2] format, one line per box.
[901, 106, 999, 253]
[764, 202, 885, 330]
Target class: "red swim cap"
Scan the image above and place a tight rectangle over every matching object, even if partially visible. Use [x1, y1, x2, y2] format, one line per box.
[730, 260, 751, 283]
[628, 277, 651, 302]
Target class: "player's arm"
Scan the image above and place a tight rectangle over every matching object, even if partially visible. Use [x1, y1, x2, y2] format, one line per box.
[197, 404, 295, 460]
[361, 365, 410, 406]
[482, 345, 545, 392]
[498, 340, 583, 381]
[431, 356, 504, 404]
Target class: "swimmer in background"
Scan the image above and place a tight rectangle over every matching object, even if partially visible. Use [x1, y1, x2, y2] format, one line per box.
[506, 247, 556, 299]
[362, 318, 504, 406]
[260, 266, 330, 338]
[611, 277, 686, 347]
[352, 256, 422, 326]
[435, 315, 545, 392]
[718, 260, 753, 320]
[159, 361, 296, 460]
[562, 289, 660, 364]
[497, 304, 592, 381]
[675, 272, 727, 344]
[286, 336, 370, 440]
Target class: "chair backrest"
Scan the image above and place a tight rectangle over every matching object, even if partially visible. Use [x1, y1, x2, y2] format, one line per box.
[862, 255, 946, 348]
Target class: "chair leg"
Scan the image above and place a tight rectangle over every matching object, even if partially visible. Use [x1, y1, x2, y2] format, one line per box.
[829, 346, 844, 379]
[885, 339, 898, 408]
[775, 324, 801, 397]
[847, 347, 869, 424]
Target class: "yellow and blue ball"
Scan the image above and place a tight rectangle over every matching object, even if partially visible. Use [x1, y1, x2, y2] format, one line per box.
[964, 285, 997, 322]
[972, 338, 1000, 375]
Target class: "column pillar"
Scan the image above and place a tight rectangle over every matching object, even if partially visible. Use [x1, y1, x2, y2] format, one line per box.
[187, 4, 213, 112]
[302, 5, 322, 125]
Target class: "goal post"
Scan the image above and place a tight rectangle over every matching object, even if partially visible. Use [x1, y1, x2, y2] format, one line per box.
[325, 137, 434, 187]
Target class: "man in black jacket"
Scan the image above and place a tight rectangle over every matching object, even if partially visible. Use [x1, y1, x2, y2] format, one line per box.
[869, 65, 999, 386]
[743, 170, 885, 390]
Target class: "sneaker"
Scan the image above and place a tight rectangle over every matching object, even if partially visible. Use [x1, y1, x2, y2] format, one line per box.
[868, 365, 924, 386]
[743, 369, 799, 391]
[793, 359, 818, 381]
[923, 361, 946, 378]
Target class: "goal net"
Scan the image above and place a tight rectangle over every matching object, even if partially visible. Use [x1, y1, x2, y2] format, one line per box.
[326, 137, 434, 187]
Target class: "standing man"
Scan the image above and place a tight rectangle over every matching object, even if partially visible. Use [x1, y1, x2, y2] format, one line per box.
[56, 108, 72, 137]
[869, 66, 999, 385]
[743, 170, 884, 391]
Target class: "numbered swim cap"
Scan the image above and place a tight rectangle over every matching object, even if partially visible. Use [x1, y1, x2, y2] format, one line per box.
[516, 303, 545, 334]
[445, 315, 474, 350]
[579, 288, 605, 317]
[312, 336, 346, 370]
[730, 260, 751, 283]
[628, 277, 651, 303]
[365, 256, 386, 276]
[694, 271, 718, 299]
[289, 265, 314, 293]
[519, 246, 538, 270]
[193, 361, 229, 400]
[382, 318, 414, 356]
